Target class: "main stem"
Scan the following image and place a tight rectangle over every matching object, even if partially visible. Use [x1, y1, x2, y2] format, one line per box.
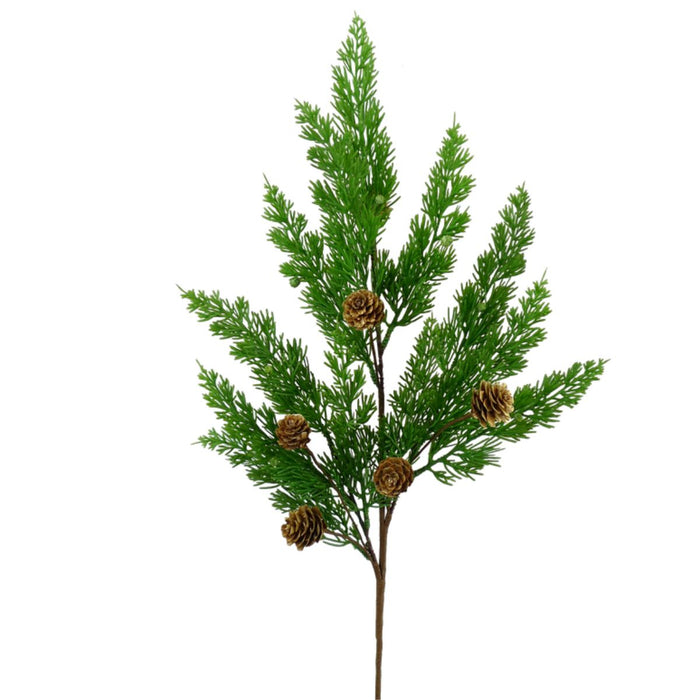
[375, 506, 388, 699]
[370, 248, 392, 699]
[372, 319, 389, 699]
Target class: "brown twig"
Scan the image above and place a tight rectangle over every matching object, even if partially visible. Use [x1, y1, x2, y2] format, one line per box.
[369, 327, 380, 375]
[385, 496, 398, 528]
[375, 326, 386, 438]
[306, 447, 374, 560]
[411, 410, 475, 463]
[324, 529, 369, 554]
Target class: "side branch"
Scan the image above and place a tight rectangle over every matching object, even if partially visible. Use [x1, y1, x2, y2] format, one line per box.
[306, 447, 363, 533]
[385, 496, 398, 529]
[410, 411, 474, 462]
[375, 327, 386, 422]
[306, 447, 379, 571]
[325, 529, 369, 554]
[370, 326, 387, 460]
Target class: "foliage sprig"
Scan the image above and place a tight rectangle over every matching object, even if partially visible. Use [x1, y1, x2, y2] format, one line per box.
[181, 14, 605, 698]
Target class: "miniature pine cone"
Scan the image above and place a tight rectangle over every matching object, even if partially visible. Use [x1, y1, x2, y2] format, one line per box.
[281, 505, 326, 550]
[276, 414, 311, 450]
[373, 457, 414, 498]
[342, 290, 385, 331]
[470, 380, 514, 428]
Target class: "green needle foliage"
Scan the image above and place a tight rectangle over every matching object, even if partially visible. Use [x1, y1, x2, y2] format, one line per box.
[181, 13, 605, 545]
[181, 14, 605, 696]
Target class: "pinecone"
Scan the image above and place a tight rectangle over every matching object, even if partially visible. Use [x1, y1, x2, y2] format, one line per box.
[276, 414, 311, 450]
[373, 457, 414, 498]
[470, 380, 514, 428]
[281, 505, 326, 550]
[342, 290, 385, 331]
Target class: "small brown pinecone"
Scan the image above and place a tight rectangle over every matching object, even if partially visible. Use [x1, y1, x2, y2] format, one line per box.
[373, 457, 414, 498]
[342, 290, 385, 331]
[470, 380, 514, 428]
[281, 505, 326, 550]
[276, 414, 311, 450]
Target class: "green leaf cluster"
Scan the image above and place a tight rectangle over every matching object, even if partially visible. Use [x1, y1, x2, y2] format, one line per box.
[181, 15, 605, 555]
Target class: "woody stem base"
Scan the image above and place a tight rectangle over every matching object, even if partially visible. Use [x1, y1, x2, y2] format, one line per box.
[374, 506, 389, 699]
[375, 573, 386, 699]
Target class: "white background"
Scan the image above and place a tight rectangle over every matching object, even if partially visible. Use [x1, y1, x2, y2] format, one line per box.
[1, 1, 698, 698]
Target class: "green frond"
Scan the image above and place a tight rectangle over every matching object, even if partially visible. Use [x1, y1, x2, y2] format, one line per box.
[390, 186, 537, 457]
[383, 123, 475, 330]
[196, 365, 348, 531]
[423, 438, 503, 484]
[181, 288, 324, 423]
[294, 14, 397, 302]
[181, 15, 607, 554]
[496, 359, 608, 440]
[491, 271, 551, 379]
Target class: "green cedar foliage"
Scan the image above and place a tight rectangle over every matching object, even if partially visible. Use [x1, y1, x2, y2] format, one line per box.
[181, 15, 605, 556]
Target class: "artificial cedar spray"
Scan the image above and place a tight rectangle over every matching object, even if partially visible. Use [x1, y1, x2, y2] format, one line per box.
[181, 14, 606, 699]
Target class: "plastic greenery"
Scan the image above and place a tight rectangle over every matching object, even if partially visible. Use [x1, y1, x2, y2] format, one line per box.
[181, 14, 606, 699]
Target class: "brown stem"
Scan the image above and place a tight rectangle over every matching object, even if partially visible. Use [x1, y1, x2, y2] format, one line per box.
[370, 253, 391, 698]
[411, 410, 475, 462]
[375, 573, 386, 699]
[366, 538, 381, 579]
[324, 529, 368, 553]
[375, 505, 389, 699]
[374, 328, 386, 428]
[306, 447, 376, 566]
[369, 327, 380, 377]
[306, 447, 355, 520]
[369, 323, 390, 698]
[386, 497, 398, 525]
